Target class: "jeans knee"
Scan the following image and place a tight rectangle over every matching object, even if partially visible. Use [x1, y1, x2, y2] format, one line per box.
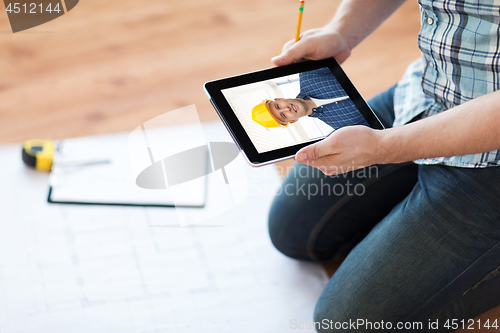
[313, 284, 408, 333]
[314, 302, 371, 333]
[314, 300, 344, 333]
[268, 191, 313, 261]
[268, 206, 299, 259]
[313, 290, 387, 333]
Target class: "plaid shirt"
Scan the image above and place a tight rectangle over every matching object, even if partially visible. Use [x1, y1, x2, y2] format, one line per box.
[394, 0, 500, 168]
[297, 68, 369, 129]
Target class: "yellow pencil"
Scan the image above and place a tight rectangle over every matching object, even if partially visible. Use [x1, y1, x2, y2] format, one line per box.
[295, 0, 305, 43]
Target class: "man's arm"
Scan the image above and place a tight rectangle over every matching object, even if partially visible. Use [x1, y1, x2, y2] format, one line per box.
[379, 90, 500, 164]
[295, 90, 500, 174]
[272, 0, 407, 66]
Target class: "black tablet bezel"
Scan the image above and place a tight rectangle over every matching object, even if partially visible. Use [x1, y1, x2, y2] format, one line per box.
[204, 58, 384, 166]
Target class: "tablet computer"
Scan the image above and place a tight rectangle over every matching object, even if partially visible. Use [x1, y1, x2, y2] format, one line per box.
[204, 57, 384, 166]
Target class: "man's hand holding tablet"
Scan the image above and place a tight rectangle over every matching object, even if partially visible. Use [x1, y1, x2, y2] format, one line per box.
[204, 58, 384, 167]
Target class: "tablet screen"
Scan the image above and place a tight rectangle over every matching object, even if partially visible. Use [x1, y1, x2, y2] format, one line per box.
[221, 67, 370, 154]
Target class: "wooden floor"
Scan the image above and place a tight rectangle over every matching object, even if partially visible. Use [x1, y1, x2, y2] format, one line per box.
[0, 0, 498, 329]
[0, 0, 421, 143]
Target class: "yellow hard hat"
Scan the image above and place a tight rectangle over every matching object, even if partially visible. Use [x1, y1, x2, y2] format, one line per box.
[252, 100, 288, 128]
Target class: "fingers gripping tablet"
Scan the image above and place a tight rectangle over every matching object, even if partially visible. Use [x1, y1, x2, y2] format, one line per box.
[204, 58, 384, 166]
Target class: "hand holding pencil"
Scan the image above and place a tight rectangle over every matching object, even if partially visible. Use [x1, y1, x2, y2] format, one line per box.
[271, 0, 352, 67]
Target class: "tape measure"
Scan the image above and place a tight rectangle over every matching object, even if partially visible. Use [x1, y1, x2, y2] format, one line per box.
[22, 139, 55, 171]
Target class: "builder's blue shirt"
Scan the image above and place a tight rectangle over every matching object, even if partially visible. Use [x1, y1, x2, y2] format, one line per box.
[296, 68, 369, 130]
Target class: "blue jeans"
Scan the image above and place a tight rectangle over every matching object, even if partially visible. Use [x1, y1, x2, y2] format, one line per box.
[268, 86, 500, 332]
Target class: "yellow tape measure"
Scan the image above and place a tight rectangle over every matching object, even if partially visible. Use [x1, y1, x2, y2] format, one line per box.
[22, 139, 55, 171]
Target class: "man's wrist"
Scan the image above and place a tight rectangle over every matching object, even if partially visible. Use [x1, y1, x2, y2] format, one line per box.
[323, 23, 356, 52]
[374, 128, 400, 165]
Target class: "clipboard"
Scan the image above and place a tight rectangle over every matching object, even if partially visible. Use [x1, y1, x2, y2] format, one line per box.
[47, 130, 208, 208]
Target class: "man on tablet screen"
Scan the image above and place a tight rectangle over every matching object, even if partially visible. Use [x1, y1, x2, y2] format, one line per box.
[252, 68, 368, 129]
